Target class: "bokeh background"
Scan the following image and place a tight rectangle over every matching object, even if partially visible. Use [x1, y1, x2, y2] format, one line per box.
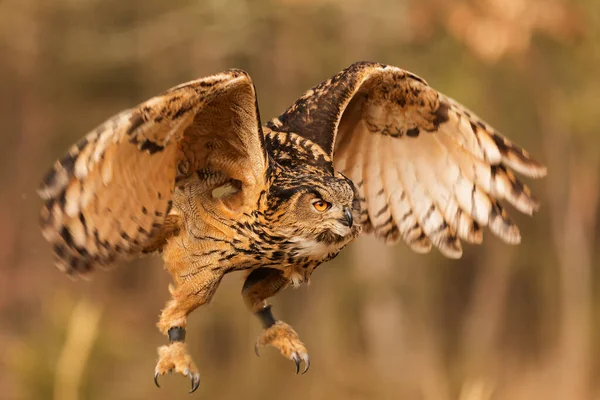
[0, 0, 598, 399]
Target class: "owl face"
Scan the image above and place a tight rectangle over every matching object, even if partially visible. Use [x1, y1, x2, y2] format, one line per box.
[266, 171, 361, 250]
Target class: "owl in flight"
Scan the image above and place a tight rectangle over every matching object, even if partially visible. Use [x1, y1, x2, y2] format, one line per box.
[38, 62, 546, 392]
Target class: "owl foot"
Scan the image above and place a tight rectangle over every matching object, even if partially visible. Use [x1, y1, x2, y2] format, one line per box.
[154, 342, 201, 393]
[255, 321, 310, 374]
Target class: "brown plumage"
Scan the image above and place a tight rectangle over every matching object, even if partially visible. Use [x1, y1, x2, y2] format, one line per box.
[38, 61, 546, 391]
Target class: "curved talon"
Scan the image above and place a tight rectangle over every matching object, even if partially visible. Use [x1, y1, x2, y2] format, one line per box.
[293, 354, 301, 374]
[301, 355, 310, 375]
[254, 342, 260, 357]
[189, 372, 200, 393]
[154, 342, 199, 393]
[254, 322, 310, 376]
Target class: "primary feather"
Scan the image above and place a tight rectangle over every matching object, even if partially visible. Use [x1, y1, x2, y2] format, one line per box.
[269, 61, 546, 258]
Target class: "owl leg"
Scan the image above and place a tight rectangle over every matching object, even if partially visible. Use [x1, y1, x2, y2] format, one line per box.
[242, 268, 310, 374]
[154, 268, 223, 393]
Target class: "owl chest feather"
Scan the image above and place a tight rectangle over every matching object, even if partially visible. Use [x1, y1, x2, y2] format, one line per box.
[163, 210, 346, 286]
[165, 160, 355, 284]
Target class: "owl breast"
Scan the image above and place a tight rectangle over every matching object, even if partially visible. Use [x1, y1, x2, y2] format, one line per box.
[288, 237, 344, 261]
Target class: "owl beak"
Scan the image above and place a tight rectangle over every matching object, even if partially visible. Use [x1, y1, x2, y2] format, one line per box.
[341, 207, 353, 228]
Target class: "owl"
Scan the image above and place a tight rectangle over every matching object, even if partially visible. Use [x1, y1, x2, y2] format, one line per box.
[38, 62, 546, 392]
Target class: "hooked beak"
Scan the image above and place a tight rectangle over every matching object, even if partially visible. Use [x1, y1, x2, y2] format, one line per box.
[341, 207, 353, 228]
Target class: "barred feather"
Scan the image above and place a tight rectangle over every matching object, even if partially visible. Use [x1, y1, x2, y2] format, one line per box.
[38, 70, 266, 276]
[274, 61, 546, 258]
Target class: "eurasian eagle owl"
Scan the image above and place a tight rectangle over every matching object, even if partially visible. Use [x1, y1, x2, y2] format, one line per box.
[38, 62, 546, 392]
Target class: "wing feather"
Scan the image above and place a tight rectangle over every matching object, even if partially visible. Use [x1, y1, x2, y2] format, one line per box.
[270, 61, 546, 258]
[38, 70, 266, 276]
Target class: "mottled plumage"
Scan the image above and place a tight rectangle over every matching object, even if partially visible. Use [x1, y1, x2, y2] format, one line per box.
[38, 61, 546, 391]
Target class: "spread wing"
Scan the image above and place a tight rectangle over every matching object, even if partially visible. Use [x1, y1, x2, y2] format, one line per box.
[38, 69, 267, 275]
[268, 61, 546, 258]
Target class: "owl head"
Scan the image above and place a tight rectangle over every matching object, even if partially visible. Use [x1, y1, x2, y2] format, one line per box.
[264, 167, 361, 256]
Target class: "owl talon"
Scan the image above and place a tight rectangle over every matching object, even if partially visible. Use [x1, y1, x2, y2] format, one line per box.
[189, 372, 200, 393]
[291, 352, 310, 374]
[154, 342, 201, 392]
[293, 354, 300, 374]
[255, 321, 310, 375]
[301, 353, 310, 374]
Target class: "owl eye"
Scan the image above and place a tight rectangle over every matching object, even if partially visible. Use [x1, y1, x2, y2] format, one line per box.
[312, 199, 331, 212]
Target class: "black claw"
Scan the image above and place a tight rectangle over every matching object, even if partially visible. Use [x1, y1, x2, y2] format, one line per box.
[293, 354, 300, 375]
[302, 357, 311, 375]
[254, 343, 260, 357]
[154, 372, 161, 388]
[189, 373, 200, 394]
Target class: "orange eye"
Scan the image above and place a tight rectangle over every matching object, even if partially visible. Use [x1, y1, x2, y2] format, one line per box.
[312, 200, 331, 212]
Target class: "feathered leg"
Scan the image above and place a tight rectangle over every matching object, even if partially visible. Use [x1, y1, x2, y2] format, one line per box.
[242, 268, 310, 374]
[155, 265, 223, 393]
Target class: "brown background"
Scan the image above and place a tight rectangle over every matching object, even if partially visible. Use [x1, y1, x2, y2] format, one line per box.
[0, 0, 598, 399]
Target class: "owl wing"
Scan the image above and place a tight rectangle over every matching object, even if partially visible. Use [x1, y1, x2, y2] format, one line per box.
[268, 61, 546, 258]
[38, 70, 267, 275]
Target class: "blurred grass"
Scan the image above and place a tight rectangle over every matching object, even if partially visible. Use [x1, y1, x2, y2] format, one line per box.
[0, 0, 598, 399]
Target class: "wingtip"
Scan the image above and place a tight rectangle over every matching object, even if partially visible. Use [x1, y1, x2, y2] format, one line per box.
[534, 164, 548, 179]
[507, 233, 522, 245]
[508, 159, 548, 179]
[442, 247, 463, 259]
[530, 197, 542, 214]
[494, 225, 522, 245]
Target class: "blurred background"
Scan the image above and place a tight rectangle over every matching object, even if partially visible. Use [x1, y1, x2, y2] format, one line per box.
[0, 0, 597, 399]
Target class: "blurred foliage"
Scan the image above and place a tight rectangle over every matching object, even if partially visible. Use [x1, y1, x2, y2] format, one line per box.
[0, 0, 598, 399]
